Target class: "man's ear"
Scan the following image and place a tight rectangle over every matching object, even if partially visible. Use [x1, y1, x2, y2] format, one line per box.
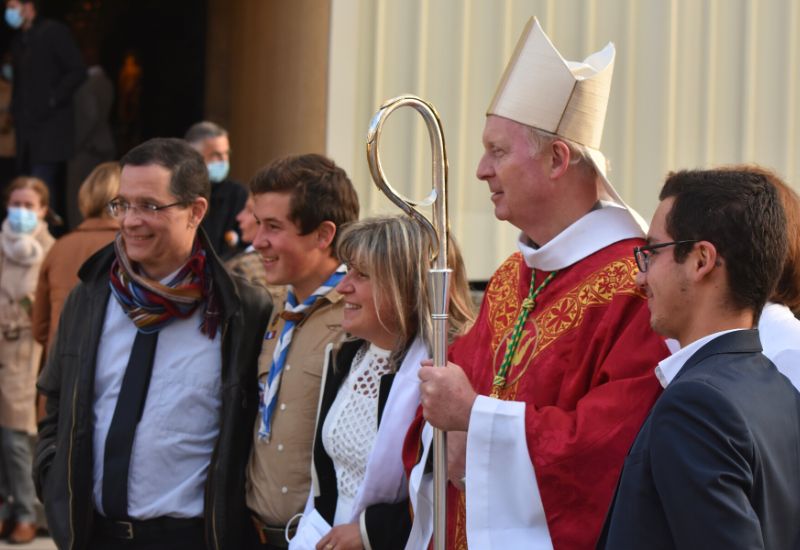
[691, 241, 719, 281]
[316, 220, 337, 250]
[549, 140, 571, 179]
[190, 197, 209, 227]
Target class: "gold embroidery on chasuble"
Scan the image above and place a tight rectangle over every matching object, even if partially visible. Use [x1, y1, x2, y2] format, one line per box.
[486, 257, 642, 401]
[453, 256, 641, 547]
[485, 253, 523, 352]
[453, 491, 468, 550]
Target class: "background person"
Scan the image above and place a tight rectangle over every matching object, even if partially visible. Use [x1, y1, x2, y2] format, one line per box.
[291, 216, 474, 550]
[0, 175, 53, 544]
[753, 166, 800, 389]
[225, 193, 272, 293]
[185, 121, 248, 259]
[5, 0, 86, 228]
[32, 161, 120, 354]
[65, 45, 115, 230]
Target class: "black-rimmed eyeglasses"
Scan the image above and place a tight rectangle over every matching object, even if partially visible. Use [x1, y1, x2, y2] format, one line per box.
[633, 240, 699, 272]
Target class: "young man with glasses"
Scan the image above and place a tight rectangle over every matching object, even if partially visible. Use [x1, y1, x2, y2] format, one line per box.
[598, 168, 800, 549]
[34, 137, 272, 550]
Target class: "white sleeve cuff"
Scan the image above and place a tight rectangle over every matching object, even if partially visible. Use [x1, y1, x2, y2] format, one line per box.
[465, 395, 553, 549]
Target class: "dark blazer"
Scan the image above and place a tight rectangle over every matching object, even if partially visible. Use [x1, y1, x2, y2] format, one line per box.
[598, 330, 800, 550]
[10, 17, 86, 163]
[312, 339, 411, 550]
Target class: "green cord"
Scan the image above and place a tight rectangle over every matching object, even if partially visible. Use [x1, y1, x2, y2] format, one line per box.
[491, 270, 558, 396]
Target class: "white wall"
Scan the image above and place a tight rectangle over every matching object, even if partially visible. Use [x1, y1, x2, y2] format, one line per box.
[326, 0, 800, 280]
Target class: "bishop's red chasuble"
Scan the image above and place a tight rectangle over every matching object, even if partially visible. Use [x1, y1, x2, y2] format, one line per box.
[406, 239, 668, 549]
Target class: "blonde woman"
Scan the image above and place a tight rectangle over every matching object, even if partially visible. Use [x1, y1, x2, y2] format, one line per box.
[288, 216, 473, 550]
[32, 161, 121, 352]
[0, 176, 54, 543]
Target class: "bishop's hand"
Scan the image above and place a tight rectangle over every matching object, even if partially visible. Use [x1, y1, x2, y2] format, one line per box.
[419, 360, 477, 432]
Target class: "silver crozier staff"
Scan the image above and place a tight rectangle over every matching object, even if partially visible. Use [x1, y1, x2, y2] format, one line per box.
[366, 94, 451, 550]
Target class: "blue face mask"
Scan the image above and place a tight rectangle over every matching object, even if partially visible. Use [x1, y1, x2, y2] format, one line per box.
[4, 7, 23, 29]
[1, 63, 12, 82]
[207, 160, 230, 183]
[7, 206, 39, 234]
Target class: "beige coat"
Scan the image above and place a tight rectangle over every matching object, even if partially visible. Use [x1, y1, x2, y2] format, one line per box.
[0, 220, 54, 433]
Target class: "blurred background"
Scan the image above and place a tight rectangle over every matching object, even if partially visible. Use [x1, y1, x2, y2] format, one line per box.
[3, 0, 797, 280]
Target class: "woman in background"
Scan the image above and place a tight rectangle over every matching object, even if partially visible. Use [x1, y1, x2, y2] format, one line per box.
[289, 216, 474, 550]
[32, 161, 120, 353]
[0, 176, 54, 543]
[756, 166, 800, 389]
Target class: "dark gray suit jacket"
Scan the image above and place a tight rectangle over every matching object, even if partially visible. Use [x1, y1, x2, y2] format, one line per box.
[598, 329, 800, 550]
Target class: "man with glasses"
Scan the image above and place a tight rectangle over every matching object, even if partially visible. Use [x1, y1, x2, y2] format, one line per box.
[409, 18, 669, 549]
[598, 168, 800, 549]
[34, 137, 272, 550]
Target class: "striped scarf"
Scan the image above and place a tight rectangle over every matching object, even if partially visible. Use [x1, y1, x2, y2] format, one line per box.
[258, 266, 346, 441]
[109, 234, 220, 338]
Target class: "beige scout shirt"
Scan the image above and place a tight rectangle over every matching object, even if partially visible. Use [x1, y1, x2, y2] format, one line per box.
[246, 286, 345, 526]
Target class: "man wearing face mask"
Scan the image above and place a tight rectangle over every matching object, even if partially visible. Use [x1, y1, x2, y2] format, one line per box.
[4, 0, 86, 228]
[185, 121, 249, 260]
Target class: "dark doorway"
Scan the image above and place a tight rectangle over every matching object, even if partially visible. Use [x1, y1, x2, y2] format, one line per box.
[39, 0, 208, 154]
[0, 0, 206, 220]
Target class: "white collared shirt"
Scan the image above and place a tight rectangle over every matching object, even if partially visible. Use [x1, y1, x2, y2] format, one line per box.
[654, 329, 744, 388]
[516, 202, 645, 271]
[93, 294, 222, 519]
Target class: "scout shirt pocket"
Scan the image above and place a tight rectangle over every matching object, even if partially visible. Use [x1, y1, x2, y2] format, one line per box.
[256, 318, 341, 435]
[258, 314, 342, 383]
[265, 337, 330, 412]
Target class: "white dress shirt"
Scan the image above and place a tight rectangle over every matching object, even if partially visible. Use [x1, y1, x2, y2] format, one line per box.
[654, 329, 743, 388]
[92, 294, 222, 519]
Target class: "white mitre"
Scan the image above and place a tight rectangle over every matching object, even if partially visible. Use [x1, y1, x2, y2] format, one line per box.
[488, 17, 648, 233]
